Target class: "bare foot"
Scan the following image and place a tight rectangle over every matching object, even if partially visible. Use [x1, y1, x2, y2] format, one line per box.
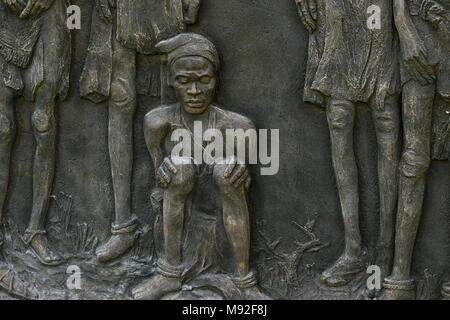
[26, 233, 63, 266]
[132, 274, 182, 300]
[96, 233, 135, 263]
[321, 255, 364, 287]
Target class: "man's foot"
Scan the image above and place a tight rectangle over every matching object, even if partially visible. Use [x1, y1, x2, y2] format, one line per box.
[232, 271, 270, 300]
[132, 274, 182, 300]
[441, 282, 450, 300]
[24, 230, 63, 266]
[96, 233, 135, 263]
[96, 219, 137, 263]
[380, 277, 415, 300]
[0, 262, 39, 299]
[320, 255, 364, 287]
[368, 244, 393, 297]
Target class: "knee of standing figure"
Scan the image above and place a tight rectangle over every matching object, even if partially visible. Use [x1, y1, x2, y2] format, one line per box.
[375, 113, 397, 134]
[327, 101, 354, 130]
[399, 149, 431, 178]
[110, 79, 136, 112]
[0, 113, 16, 140]
[167, 156, 196, 193]
[31, 111, 53, 134]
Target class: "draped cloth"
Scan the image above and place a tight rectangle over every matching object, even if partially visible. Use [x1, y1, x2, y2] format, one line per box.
[303, 0, 400, 108]
[0, 1, 71, 101]
[80, 0, 198, 103]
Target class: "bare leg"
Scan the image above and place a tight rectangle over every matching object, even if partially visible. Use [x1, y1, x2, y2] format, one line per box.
[132, 156, 195, 300]
[25, 80, 62, 266]
[96, 40, 137, 262]
[383, 80, 435, 300]
[0, 85, 15, 220]
[321, 99, 363, 287]
[371, 94, 400, 279]
[213, 159, 250, 277]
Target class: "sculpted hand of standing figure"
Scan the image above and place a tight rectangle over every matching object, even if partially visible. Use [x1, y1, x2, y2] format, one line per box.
[296, 0, 317, 33]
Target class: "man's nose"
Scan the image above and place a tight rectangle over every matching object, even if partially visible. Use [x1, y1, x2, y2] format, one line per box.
[187, 82, 201, 95]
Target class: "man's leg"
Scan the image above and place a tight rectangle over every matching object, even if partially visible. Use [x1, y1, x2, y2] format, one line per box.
[132, 156, 196, 300]
[95, 40, 137, 262]
[371, 94, 400, 280]
[25, 77, 62, 265]
[0, 84, 15, 219]
[212, 157, 267, 299]
[383, 80, 435, 299]
[321, 99, 363, 287]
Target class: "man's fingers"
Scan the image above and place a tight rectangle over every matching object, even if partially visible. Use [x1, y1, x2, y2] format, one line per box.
[297, 7, 313, 33]
[308, 0, 318, 20]
[223, 159, 237, 178]
[158, 167, 171, 185]
[234, 170, 249, 188]
[299, 0, 316, 32]
[163, 158, 178, 175]
[19, 0, 33, 18]
[28, 2, 43, 19]
[230, 165, 246, 184]
[244, 177, 252, 191]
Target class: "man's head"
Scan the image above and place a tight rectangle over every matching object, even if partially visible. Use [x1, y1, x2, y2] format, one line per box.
[156, 33, 220, 115]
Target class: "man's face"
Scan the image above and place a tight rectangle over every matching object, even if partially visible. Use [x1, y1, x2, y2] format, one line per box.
[170, 56, 216, 115]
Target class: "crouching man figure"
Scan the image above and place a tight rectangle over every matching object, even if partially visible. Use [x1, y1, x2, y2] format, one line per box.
[132, 33, 264, 300]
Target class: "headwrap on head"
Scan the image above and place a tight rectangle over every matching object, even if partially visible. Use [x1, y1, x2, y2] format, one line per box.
[155, 33, 220, 71]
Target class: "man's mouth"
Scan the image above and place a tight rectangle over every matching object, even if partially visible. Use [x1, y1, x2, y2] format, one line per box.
[186, 100, 204, 107]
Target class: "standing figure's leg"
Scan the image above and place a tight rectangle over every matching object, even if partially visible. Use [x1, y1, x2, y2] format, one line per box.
[25, 78, 62, 265]
[0, 85, 15, 221]
[132, 156, 196, 300]
[95, 40, 138, 263]
[321, 99, 364, 287]
[371, 94, 400, 280]
[212, 157, 266, 299]
[383, 80, 435, 300]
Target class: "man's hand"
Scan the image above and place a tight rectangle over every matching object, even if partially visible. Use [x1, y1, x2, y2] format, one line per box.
[156, 157, 179, 189]
[95, 0, 115, 24]
[19, 0, 54, 19]
[3, 0, 26, 16]
[295, 0, 317, 34]
[398, 24, 435, 85]
[223, 158, 251, 191]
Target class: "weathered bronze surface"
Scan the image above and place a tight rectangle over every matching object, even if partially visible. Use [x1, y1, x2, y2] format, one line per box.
[0, 0, 448, 300]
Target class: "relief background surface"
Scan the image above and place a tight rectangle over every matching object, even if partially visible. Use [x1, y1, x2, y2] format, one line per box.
[2, 0, 448, 299]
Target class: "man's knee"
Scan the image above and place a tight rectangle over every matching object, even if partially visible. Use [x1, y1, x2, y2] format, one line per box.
[110, 77, 136, 113]
[31, 111, 54, 134]
[166, 156, 196, 195]
[399, 149, 431, 178]
[0, 113, 16, 141]
[374, 110, 398, 134]
[327, 101, 354, 130]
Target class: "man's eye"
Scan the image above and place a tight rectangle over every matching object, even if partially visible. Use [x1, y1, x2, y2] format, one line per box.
[199, 76, 212, 84]
[177, 77, 190, 84]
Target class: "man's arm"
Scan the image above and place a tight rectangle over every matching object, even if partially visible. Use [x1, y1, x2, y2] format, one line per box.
[144, 110, 175, 188]
[393, 0, 435, 84]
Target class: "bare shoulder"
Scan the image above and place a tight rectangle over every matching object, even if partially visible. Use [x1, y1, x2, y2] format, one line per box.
[144, 104, 178, 130]
[212, 105, 256, 131]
